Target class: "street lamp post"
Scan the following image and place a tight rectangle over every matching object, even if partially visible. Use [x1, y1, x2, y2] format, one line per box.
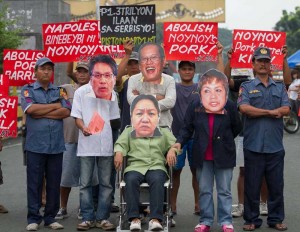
[96, 0, 100, 20]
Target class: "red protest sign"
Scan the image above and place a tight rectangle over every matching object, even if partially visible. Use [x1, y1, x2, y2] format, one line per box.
[164, 22, 218, 62]
[78, 45, 125, 62]
[0, 74, 9, 97]
[3, 50, 45, 86]
[43, 20, 101, 62]
[231, 29, 286, 70]
[0, 96, 18, 138]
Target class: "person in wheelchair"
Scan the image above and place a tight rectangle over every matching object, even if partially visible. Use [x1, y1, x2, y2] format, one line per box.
[114, 94, 177, 231]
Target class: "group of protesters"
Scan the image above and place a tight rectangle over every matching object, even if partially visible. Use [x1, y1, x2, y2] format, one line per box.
[0, 39, 293, 232]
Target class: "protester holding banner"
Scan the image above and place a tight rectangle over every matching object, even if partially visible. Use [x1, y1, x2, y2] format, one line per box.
[237, 47, 289, 231]
[172, 69, 241, 232]
[71, 55, 119, 231]
[115, 39, 140, 132]
[127, 42, 176, 128]
[225, 48, 256, 219]
[21, 57, 71, 231]
[55, 62, 90, 220]
[0, 137, 8, 214]
[170, 61, 200, 218]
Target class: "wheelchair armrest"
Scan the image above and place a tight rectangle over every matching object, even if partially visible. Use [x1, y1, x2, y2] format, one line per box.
[116, 156, 127, 189]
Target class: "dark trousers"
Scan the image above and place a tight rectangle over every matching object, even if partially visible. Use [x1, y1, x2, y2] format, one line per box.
[26, 151, 63, 225]
[243, 149, 285, 227]
[124, 170, 167, 222]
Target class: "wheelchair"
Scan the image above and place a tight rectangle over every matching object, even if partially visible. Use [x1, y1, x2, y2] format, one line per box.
[115, 154, 174, 232]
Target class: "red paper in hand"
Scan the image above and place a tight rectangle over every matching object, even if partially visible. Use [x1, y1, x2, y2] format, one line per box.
[88, 112, 105, 134]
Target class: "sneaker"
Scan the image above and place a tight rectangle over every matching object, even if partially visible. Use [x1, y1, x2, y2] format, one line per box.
[26, 223, 39, 231]
[111, 202, 120, 213]
[96, 220, 115, 231]
[148, 219, 163, 231]
[171, 218, 176, 227]
[130, 218, 141, 231]
[77, 208, 83, 220]
[231, 204, 244, 217]
[46, 222, 64, 230]
[260, 202, 268, 216]
[194, 224, 210, 232]
[77, 221, 95, 231]
[0, 204, 8, 213]
[55, 208, 68, 220]
[222, 224, 234, 232]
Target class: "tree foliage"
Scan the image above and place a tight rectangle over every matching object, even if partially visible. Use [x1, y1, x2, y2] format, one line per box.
[0, 0, 24, 73]
[275, 7, 300, 55]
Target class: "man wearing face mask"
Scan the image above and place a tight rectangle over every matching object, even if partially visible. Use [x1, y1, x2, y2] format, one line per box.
[71, 55, 120, 231]
[127, 42, 176, 128]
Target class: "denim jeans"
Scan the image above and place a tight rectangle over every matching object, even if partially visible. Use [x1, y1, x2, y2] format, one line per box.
[60, 143, 80, 187]
[124, 170, 167, 222]
[243, 149, 285, 228]
[26, 151, 63, 225]
[80, 156, 113, 221]
[196, 161, 233, 226]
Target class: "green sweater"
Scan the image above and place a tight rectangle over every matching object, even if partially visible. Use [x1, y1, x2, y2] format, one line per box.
[114, 127, 176, 175]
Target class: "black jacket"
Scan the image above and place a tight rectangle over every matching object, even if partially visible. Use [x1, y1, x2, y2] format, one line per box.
[177, 98, 242, 169]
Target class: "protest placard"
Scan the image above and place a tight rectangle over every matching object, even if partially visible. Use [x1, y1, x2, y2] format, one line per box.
[77, 44, 126, 62]
[164, 22, 218, 61]
[43, 20, 101, 62]
[231, 29, 286, 70]
[0, 96, 18, 138]
[100, 5, 156, 45]
[3, 49, 45, 86]
[0, 74, 9, 97]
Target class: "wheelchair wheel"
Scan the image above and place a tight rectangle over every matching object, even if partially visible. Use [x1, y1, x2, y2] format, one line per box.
[283, 111, 299, 134]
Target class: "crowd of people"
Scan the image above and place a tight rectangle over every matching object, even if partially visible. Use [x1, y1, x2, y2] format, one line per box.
[0, 41, 296, 232]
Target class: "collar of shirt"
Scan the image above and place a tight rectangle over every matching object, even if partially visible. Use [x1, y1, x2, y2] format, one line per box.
[140, 75, 164, 85]
[33, 81, 56, 90]
[254, 76, 276, 87]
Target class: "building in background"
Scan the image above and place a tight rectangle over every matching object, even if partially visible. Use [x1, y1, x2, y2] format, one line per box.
[65, 0, 225, 22]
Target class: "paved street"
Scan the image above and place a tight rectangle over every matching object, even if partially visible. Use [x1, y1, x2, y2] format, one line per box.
[0, 131, 300, 232]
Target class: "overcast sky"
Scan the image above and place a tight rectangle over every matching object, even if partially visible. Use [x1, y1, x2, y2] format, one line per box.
[219, 0, 299, 31]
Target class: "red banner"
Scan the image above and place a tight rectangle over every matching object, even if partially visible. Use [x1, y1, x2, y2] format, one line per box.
[231, 29, 286, 70]
[0, 96, 18, 138]
[0, 74, 9, 97]
[164, 22, 218, 62]
[3, 50, 45, 86]
[43, 20, 102, 62]
[78, 45, 126, 62]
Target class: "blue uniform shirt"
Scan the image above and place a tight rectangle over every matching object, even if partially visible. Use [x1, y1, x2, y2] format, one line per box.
[21, 81, 71, 154]
[237, 77, 290, 153]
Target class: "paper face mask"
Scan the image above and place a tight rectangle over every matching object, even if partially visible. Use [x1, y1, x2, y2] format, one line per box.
[198, 69, 228, 114]
[90, 55, 117, 101]
[130, 96, 161, 138]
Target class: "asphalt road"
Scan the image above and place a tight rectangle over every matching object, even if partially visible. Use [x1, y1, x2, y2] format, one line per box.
[0, 131, 299, 232]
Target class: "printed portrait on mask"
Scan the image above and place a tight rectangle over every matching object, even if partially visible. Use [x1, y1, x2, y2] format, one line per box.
[199, 69, 228, 114]
[130, 95, 162, 138]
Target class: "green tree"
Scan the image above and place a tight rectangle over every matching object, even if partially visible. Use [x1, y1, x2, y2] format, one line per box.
[275, 7, 300, 55]
[0, 0, 24, 73]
